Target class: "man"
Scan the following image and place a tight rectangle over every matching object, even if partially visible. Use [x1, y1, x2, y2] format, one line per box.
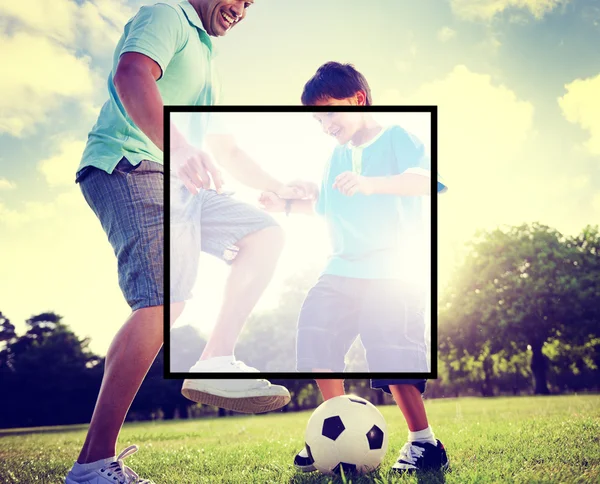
[66, 2, 298, 482]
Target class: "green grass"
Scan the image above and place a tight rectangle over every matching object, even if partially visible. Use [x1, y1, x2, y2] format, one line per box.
[1, 395, 599, 483]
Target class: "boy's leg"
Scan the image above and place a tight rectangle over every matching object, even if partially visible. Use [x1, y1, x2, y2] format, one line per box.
[294, 276, 360, 472]
[359, 279, 428, 372]
[389, 383, 429, 432]
[296, 275, 361, 373]
[371, 380, 449, 473]
[315, 377, 345, 400]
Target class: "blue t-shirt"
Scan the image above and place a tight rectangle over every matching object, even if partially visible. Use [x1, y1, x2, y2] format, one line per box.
[316, 125, 446, 280]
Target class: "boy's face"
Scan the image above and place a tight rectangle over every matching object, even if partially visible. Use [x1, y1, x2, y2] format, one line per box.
[199, 0, 254, 37]
[312, 94, 366, 145]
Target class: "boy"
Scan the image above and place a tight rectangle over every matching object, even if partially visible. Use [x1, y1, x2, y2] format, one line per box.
[260, 62, 449, 474]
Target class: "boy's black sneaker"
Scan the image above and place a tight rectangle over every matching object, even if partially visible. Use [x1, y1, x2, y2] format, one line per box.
[392, 439, 449, 473]
[293, 446, 316, 472]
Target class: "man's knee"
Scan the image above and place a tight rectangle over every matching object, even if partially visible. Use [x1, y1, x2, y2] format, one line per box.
[131, 304, 164, 318]
[237, 225, 285, 255]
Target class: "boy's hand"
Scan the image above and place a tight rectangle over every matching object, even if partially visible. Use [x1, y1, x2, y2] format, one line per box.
[259, 191, 286, 212]
[287, 180, 319, 200]
[171, 142, 224, 195]
[333, 171, 373, 196]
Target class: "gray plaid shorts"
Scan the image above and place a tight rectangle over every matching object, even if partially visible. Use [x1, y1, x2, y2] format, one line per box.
[77, 158, 278, 310]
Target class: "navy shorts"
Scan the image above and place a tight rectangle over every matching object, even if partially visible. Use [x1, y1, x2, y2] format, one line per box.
[77, 158, 277, 310]
[296, 274, 429, 373]
[371, 379, 427, 394]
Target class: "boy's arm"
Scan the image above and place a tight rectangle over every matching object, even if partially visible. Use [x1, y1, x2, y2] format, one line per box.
[333, 126, 447, 197]
[333, 171, 430, 197]
[206, 133, 302, 199]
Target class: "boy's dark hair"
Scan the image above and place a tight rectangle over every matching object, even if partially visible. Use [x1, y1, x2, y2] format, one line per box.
[301, 62, 372, 106]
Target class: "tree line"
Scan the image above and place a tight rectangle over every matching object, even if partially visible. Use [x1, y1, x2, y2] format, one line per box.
[1, 222, 598, 429]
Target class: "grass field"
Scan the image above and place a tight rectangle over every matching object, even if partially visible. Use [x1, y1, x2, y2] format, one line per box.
[1, 394, 599, 483]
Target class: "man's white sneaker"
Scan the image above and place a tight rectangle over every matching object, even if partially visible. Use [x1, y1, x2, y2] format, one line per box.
[188, 357, 260, 373]
[181, 357, 290, 413]
[65, 445, 153, 484]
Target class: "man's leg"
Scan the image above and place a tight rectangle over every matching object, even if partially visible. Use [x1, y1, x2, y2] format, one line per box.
[180, 193, 290, 412]
[77, 303, 185, 463]
[71, 159, 172, 471]
[200, 225, 284, 359]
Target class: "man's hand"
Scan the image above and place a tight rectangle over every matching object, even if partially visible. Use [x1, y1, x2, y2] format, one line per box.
[286, 180, 319, 200]
[171, 142, 224, 195]
[258, 191, 286, 212]
[274, 184, 306, 200]
[333, 171, 373, 196]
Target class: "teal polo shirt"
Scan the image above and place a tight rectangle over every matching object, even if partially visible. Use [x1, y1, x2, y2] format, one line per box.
[315, 125, 447, 280]
[78, 1, 218, 175]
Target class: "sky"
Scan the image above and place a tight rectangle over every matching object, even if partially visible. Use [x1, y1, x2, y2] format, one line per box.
[1, 0, 599, 356]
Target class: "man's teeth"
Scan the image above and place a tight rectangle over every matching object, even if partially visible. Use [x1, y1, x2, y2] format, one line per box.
[221, 11, 235, 25]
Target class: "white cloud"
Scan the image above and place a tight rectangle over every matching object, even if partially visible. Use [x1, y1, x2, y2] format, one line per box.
[0, 178, 16, 190]
[0, 0, 140, 136]
[0, 0, 78, 44]
[438, 27, 457, 42]
[0, 0, 135, 51]
[39, 140, 86, 187]
[0, 32, 96, 137]
[558, 72, 600, 155]
[77, 1, 135, 58]
[450, 0, 572, 21]
[398, 65, 536, 261]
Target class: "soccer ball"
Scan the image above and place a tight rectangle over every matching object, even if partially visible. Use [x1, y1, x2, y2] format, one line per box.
[304, 395, 388, 475]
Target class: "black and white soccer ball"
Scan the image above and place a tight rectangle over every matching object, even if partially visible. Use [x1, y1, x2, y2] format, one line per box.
[304, 395, 388, 475]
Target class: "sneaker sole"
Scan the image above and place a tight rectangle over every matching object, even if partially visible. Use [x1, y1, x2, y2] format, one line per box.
[392, 461, 450, 474]
[181, 386, 290, 414]
[294, 463, 316, 473]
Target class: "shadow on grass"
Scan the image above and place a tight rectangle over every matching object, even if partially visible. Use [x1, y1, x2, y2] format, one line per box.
[288, 468, 447, 484]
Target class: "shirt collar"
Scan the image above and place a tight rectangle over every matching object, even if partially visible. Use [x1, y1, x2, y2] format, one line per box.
[350, 126, 388, 150]
[179, 1, 214, 52]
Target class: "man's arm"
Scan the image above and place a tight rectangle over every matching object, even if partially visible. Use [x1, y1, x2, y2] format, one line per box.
[258, 192, 316, 215]
[114, 52, 167, 152]
[206, 133, 301, 198]
[114, 53, 221, 193]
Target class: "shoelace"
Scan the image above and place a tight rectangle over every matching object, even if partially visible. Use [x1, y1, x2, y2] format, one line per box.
[398, 442, 425, 466]
[229, 361, 271, 383]
[99, 445, 152, 484]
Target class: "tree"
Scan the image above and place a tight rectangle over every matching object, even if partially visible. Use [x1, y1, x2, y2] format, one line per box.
[439, 223, 600, 395]
[0, 312, 102, 428]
